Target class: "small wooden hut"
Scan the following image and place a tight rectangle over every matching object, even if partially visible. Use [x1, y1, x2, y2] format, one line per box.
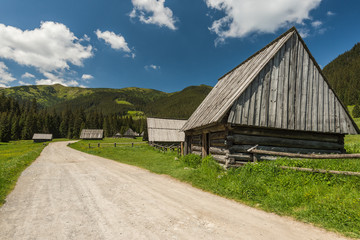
[80, 129, 104, 140]
[147, 118, 187, 145]
[182, 27, 359, 166]
[122, 128, 139, 139]
[32, 133, 53, 143]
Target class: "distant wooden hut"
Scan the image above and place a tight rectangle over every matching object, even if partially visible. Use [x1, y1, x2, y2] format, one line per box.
[32, 133, 53, 143]
[80, 129, 104, 140]
[147, 118, 187, 144]
[114, 133, 122, 138]
[182, 27, 359, 166]
[122, 128, 139, 139]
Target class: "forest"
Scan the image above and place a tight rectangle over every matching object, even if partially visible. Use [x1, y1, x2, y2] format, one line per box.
[0, 94, 146, 142]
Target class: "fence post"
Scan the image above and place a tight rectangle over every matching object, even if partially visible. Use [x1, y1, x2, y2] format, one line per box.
[89, 143, 90, 149]
[98, 143, 100, 148]
[114, 143, 116, 147]
[132, 143, 134, 148]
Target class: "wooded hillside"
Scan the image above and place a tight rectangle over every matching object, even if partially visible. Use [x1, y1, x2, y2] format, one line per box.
[323, 43, 360, 106]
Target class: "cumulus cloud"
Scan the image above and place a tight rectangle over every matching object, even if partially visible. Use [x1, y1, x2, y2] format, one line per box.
[145, 64, 160, 70]
[130, 0, 177, 30]
[205, 0, 322, 43]
[327, 11, 335, 16]
[0, 62, 16, 87]
[0, 21, 93, 72]
[81, 74, 94, 80]
[35, 71, 79, 87]
[96, 29, 131, 53]
[21, 72, 35, 79]
[311, 20, 322, 28]
[18, 80, 31, 86]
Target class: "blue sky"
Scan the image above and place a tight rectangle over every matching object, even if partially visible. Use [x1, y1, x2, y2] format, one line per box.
[0, 0, 359, 92]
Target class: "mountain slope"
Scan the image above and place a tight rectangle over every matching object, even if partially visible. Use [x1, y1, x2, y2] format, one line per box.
[323, 43, 360, 106]
[0, 84, 212, 119]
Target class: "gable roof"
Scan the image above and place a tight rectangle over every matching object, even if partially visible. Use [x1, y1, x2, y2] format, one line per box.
[123, 128, 138, 136]
[32, 133, 53, 140]
[147, 118, 186, 142]
[80, 129, 104, 139]
[182, 27, 359, 135]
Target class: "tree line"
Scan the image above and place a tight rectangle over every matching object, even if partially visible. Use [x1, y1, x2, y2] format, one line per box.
[0, 94, 146, 142]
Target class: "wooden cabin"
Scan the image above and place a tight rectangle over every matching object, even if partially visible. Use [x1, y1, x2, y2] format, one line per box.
[32, 133, 53, 143]
[122, 128, 139, 139]
[80, 129, 104, 140]
[147, 118, 186, 145]
[182, 27, 359, 166]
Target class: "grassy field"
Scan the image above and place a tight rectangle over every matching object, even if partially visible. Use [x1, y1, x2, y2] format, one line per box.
[0, 141, 47, 206]
[70, 138, 360, 238]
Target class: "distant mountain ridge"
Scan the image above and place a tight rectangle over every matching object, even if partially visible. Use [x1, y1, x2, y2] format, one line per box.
[0, 84, 212, 119]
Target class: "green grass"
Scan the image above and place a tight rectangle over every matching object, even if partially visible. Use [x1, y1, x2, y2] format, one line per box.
[70, 138, 360, 238]
[115, 99, 133, 105]
[0, 140, 47, 206]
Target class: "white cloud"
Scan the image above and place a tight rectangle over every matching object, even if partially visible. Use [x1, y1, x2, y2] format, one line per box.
[81, 74, 94, 80]
[21, 72, 35, 79]
[205, 0, 322, 43]
[18, 80, 31, 86]
[130, 0, 177, 30]
[0, 21, 93, 72]
[298, 28, 310, 38]
[145, 64, 160, 70]
[0, 62, 16, 86]
[327, 11, 335, 16]
[96, 30, 131, 52]
[0, 83, 9, 88]
[311, 20, 322, 28]
[35, 71, 79, 87]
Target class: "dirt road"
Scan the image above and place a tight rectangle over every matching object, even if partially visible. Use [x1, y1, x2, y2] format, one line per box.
[0, 142, 350, 240]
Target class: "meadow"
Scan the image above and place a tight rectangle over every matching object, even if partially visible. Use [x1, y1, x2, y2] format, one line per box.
[0, 141, 47, 206]
[70, 137, 360, 238]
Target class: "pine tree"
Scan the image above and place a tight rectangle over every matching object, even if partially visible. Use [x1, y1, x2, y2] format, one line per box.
[353, 104, 360, 118]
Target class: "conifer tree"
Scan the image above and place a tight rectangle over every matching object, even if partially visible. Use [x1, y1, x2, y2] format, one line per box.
[353, 104, 360, 118]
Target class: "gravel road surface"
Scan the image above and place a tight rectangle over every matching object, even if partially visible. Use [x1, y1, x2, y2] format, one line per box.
[0, 141, 350, 240]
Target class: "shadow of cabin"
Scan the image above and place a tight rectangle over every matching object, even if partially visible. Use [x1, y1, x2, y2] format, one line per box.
[181, 27, 360, 167]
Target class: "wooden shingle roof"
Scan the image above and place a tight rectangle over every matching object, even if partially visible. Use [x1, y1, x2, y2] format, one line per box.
[123, 128, 138, 136]
[80, 129, 104, 139]
[32, 133, 53, 140]
[147, 118, 186, 142]
[182, 27, 359, 135]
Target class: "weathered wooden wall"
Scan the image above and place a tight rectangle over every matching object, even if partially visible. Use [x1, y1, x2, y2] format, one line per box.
[228, 33, 357, 134]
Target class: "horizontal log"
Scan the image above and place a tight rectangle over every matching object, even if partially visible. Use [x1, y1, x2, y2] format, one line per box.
[280, 166, 360, 176]
[227, 153, 252, 161]
[191, 151, 201, 156]
[191, 146, 202, 152]
[212, 154, 227, 163]
[231, 127, 343, 143]
[249, 149, 360, 159]
[192, 140, 201, 145]
[227, 134, 343, 150]
[210, 132, 226, 140]
[229, 145, 342, 154]
[209, 147, 229, 155]
[192, 135, 201, 140]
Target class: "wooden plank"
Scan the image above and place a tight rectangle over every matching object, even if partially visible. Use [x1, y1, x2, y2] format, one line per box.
[248, 75, 258, 126]
[209, 147, 229, 155]
[230, 145, 342, 154]
[275, 44, 286, 128]
[231, 126, 341, 143]
[241, 82, 251, 124]
[335, 99, 341, 133]
[209, 131, 227, 140]
[192, 145, 202, 152]
[318, 73, 324, 132]
[255, 69, 265, 126]
[306, 55, 314, 131]
[227, 134, 343, 150]
[312, 67, 319, 131]
[294, 41, 304, 130]
[287, 34, 298, 129]
[329, 90, 335, 132]
[280, 166, 360, 176]
[260, 63, 272, 127]
[249, 149, 360, 160]
[323, 81, 330, 132]
[268, 48, 280, 128]
[300, 47, 309, 130]
[227, 153, 252, 161]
